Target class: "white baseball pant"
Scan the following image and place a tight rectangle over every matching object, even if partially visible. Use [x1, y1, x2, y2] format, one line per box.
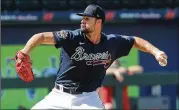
[31, 86, 105, 109]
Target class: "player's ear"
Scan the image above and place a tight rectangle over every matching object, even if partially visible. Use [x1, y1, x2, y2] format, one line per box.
[96, 19, 102, 26]
[98, 19, 102, 24]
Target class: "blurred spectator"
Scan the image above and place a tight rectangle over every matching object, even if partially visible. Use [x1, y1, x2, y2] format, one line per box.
[99, 60, 143, 110]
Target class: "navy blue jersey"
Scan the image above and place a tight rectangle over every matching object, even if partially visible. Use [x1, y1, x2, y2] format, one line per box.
[53, 29, 134, 92]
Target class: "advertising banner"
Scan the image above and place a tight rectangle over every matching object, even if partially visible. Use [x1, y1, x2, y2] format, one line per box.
[1, 8, 178, 24]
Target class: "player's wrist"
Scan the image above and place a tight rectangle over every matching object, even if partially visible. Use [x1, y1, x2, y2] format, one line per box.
[153, 50, 164, 59]
[151, 48, 161, 57]
[20, 48, 30, 55]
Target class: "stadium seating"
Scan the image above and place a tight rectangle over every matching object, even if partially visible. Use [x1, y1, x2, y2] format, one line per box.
[85, 0, 97, 5]
[42, 0, 69, 10]
[120, 0, 142, 9]
[148, 0, 166, 8]
[175, 0, 179, 7]
[96, 0, 115, 9]
[1, 0, 16, 11]
[68, 0, 87, 10]
[15, 0, 42, 11]
[1, 0, 178, 11]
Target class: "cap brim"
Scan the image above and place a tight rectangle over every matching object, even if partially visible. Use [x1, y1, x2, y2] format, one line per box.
[76, 13, 95, 17]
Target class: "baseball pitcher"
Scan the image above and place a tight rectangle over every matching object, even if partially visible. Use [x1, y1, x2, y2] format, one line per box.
[13, 4, 167, 109]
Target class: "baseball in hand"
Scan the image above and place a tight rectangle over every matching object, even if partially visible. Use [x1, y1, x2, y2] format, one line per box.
[155, 51, 168, 67]
[159, 59, 167, 66]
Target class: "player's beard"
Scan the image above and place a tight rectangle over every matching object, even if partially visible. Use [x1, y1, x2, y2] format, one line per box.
[81, 28, 92, 33]
[81, 24, 95, 34]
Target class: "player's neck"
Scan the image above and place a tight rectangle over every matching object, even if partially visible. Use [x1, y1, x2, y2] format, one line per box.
[86, 32, 101, 44]
[86, 29, 101, 44]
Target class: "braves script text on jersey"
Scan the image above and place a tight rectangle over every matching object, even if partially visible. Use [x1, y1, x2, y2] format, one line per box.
[53, 29, 134, 92]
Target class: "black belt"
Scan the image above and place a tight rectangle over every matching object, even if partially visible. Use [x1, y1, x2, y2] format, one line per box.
[55, 84, 83, 95]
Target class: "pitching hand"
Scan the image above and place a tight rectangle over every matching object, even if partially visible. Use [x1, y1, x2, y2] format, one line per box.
[155, 51, 168, 66]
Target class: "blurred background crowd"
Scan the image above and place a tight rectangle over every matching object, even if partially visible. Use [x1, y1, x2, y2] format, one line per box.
[1, 0, 179, 110]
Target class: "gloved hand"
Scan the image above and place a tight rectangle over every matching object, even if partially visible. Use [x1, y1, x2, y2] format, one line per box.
[13, 51, 34, 82]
